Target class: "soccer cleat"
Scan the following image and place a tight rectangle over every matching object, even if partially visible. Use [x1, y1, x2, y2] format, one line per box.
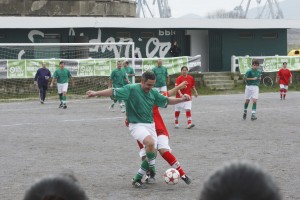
[63, 104, 67, 109]
[175, 124, 179, 129]
[243, 112, 247, 120]
[181, 175, 192, 185]
[251, 114, 257, 121]
[109, 104, 115, 112]
[187, 124, 195, 129]
[145, 170, 156, 184]
[132, 178, 145, 189]
[120, 105, 126, 113]
[59, 103, 63, 108]
[40, 100, 44, 104]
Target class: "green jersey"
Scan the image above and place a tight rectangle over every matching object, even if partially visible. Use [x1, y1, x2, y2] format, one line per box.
[123, 66, 134, 83]
[53, 68, 71, 84]
[152, 66, 168, 87]
[244, 68, 261, 86]
[110, 68, 127, 88]
[114, 84, 168, 123]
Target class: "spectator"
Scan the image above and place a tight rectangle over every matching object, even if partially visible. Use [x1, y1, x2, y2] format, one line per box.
[199, 160, 281, 200]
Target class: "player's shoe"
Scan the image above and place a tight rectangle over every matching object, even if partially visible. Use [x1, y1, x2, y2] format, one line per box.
[63, 104, 67, 109]
[145, 170, 156, 184]
[251, 114, 257, 121]
[59, 103, 63, 108]
[40, 100, 44, 104]
[187, 124, 195, 129]
[175, 124, 179, 129]
[243, 112, 247, 120]
[181, 175, 192, 185]
[120, 105, 126, 113]
[132, 178, 145, 189]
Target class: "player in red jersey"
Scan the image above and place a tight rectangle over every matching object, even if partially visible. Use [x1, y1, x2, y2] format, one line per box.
[174, 66, 198, 129]
[127, 81, 192, 185]
[276, 62, 292, 100]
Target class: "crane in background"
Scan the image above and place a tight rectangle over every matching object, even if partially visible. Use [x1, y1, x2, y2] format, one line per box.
[233, 0, 284, 19]
[136, 0, 171, 18]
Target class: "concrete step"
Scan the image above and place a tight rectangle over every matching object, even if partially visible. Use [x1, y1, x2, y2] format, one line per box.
[204, 80, 234, 84]
[202, 72, 233, 76]
[203, 76, 232, 81]
[205, 83, 235, 90]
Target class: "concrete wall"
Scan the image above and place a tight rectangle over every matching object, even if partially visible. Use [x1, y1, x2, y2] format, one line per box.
[0, 0, 136, 17]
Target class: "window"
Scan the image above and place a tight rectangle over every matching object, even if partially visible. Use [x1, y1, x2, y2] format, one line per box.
[116, 32, 131, 38]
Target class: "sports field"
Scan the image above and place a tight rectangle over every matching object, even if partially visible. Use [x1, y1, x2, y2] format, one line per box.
[0, 92, 299, 200]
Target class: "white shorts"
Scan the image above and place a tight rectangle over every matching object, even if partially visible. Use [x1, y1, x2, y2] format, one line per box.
[279, 84, 288, 90]
[154, 86, 167, 93]
[245, 85, 259, 100]
[129, 123, 157, 151]
[175, 101, 192, 111]
[57, 83, 68, 94]
[139, 135, 171, 158]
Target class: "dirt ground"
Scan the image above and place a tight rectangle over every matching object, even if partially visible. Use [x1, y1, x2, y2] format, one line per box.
[0, 92, 299, 200]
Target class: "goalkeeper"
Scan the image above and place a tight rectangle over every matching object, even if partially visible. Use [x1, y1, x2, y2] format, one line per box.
[34, 62, 51, 104]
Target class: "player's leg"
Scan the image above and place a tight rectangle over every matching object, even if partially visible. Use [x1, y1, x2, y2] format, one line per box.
[251, 86, 259, 120]
[129, 123, 157, 188]
[174, 103, 182, 128]
[279, 84, 284, 100]
[57, 83, 63, 108]
[243, 86, 251, 119]
[283, 85, 288, 100]
[61, 83, 69, 109]
[42, 85, 48, 102]
[38, 84, 44, 104]
[184, 101, 194, 129]
[157, 135, 191, 184]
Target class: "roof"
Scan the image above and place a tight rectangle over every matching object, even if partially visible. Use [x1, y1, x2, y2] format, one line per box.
[1, 17, 300, 29]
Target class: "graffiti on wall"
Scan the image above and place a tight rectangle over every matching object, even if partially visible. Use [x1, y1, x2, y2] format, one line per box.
[26, 28, 172, 59]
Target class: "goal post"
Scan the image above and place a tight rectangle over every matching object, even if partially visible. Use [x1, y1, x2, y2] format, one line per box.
[0, 42, 135, 101]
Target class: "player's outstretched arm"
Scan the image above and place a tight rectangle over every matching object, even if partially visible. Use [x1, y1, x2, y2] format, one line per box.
[86, 88, 113, 97]
[167, 81, 187, 96]
[167, 94, 190, 105]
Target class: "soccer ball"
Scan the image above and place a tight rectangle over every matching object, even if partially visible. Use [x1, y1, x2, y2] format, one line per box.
[163, 168, 180, 185]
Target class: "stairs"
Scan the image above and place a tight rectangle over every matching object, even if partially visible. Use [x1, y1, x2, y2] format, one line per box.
[202, 72, 235, 90]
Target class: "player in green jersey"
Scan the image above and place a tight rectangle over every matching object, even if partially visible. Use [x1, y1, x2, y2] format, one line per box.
[243, 60, 261, 121]
[152, 59, 170, 93]
[109, 61, 129, 113]
[123, 60, 135, 84]
[50, 61, 74, 109]
[86, 71, 191, 188]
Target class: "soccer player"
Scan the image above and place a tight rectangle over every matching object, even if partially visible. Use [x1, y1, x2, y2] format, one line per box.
[34, 62, 51, 104]
[108, 61, 129, 112]
[174, 66, 198, 129]
[50, 61, 74, 109]
[123, 60, 135, 84]
[276, 62, 292, 100]
[86, 71, 191, 189]
[132, 81, 192, 185]
[199, 160, 281, 200]
[152, 59, 169, 93]
[243, 60, 261, 120]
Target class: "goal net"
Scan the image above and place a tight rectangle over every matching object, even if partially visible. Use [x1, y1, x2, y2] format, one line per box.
[0, 42, 135, 101]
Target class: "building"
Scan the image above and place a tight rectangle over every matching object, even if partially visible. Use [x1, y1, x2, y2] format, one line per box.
[0, 17, 300, 72]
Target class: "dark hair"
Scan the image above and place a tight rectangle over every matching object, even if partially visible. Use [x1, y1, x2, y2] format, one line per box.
[142, 71, 156, 82]
[252, 60, 260, 66]
[59, 61, 65, 65]
[199, 161, 281, 200]
[181, 66, 188, 71]
[23, 174, 88, 200]
[283, 62, 287, 65]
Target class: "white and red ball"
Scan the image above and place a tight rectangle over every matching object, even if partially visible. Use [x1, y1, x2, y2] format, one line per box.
[163, 168, 180, 185]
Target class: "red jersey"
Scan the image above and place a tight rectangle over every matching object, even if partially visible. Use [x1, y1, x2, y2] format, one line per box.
[277, 68, 292, 85]
[153, 91, 169, 138]
[175, 75, 195, 98]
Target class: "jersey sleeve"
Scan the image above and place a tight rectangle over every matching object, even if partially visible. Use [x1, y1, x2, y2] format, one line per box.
[114, 84, 131, 101]
[154, 90, 168, 108]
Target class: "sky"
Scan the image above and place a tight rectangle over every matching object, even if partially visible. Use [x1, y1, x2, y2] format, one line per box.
[166, 0, 285, 18]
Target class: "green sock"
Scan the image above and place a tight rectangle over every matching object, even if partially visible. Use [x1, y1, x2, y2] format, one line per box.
[244, 102, 249, 112]
[252, 103, 257, 114]
[146, 151, 156, 174]
[59, 93, 63, 101]
[62, 96, 66, 104]
[134, 159, 149, 181]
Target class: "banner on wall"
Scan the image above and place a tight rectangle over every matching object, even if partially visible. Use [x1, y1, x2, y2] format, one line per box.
[237, 56, 300, 74]
[0, 55, 201, 79]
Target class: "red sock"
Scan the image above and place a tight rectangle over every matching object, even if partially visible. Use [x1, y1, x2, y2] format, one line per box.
[186, 110, 192, 125]
[283, 89, 287, 98]
[162, 151, 185, 177]
[175, 111, 180, 124]
[280, 89, 284, 98]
